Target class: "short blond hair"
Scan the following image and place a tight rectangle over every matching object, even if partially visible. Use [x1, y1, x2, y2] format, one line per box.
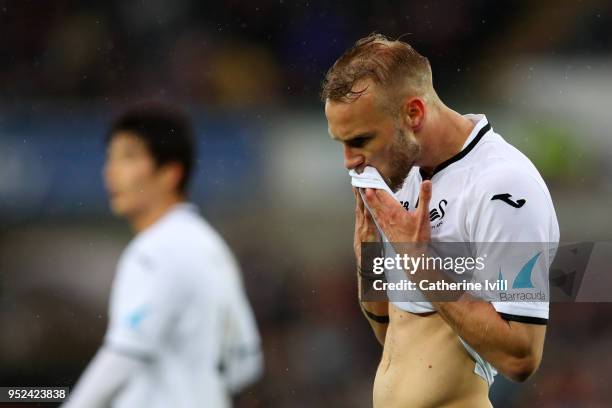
[321, 33, 434, 113]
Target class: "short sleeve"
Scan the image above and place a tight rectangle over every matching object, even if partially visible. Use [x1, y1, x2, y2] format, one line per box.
[467, 166, 559, 323]
[104, 246, 184, 356]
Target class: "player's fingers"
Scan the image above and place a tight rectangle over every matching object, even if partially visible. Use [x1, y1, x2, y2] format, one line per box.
[364, 188, 387, 229]
[417, 181, 432, 224]
[364, 188, 383, 223]
[353, 188, 372, 225]
[364, 203, 376, 225]
[374, 188, 398, 208]
[353, 187, 364, 212]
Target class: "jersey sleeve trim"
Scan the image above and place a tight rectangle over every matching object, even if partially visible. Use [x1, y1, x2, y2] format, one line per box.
[361, 306, 390, 324]
[498, 312, 548, 325]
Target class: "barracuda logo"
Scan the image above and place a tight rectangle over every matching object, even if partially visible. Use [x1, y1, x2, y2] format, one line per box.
[498, 252, 542, 289]
[512, 252, 541, 288]
[496, 252, 546, 302]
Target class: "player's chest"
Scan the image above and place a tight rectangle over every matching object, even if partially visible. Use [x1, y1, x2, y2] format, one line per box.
[395, 175, 469, 241]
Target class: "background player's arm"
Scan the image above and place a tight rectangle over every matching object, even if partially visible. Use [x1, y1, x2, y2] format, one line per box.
[353, 188, 388, 346]
[66, 246, 182, 406]
[61, 347, 144, 407]
[220, 295, 264, 394]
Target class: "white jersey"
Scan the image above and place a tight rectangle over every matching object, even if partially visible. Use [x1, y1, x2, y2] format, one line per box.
[104, 203, 262, 408]
[393, 114, 559, 316]
[352, 114, 559, 385]
[394, 114, 559, 384]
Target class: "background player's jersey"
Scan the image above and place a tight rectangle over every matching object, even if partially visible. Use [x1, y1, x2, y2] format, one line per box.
[105, 203, 262, 408]
[391, 114, 559, 384]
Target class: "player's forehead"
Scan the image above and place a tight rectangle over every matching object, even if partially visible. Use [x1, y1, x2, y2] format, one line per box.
[107, 131, 149, 152]
[325, 84, 387, 141]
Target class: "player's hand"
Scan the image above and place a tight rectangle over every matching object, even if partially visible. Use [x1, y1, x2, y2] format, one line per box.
[353, 187, 380, 265]
[363, 181, 432, 245]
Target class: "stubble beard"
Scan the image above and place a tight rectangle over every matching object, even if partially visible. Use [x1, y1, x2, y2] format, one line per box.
[383, 127, 421, 193]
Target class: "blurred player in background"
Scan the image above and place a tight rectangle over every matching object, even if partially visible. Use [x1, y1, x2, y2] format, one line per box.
[63, 104, 262, 408]
[323, 34, 559, 407]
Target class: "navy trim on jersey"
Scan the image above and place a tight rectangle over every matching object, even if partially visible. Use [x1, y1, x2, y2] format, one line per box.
[498, 312, 548, 325]
[420, 122, 492, 180]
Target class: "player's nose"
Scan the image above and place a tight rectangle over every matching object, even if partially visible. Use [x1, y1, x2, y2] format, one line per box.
[343, 145, 364, 170]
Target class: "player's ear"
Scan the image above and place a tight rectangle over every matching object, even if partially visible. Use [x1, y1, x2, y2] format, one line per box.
[402, 97, 425, 131]
[159, 162, 184, 194]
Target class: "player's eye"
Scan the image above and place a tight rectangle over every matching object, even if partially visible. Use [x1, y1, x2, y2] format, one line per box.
[346, 136, 372, 148]
[116, 148, 140, 160]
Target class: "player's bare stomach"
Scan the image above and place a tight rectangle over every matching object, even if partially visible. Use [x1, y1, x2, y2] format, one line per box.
[373, 304, 492, 408]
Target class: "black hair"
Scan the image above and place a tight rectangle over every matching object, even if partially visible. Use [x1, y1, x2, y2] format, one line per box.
[107, 103, 196, 194]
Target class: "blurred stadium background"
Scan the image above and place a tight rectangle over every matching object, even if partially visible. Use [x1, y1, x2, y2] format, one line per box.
[1, 1, 612, 407]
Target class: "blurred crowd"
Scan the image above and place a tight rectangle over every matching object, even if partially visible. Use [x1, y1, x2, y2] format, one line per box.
[2, 1, 611, 108]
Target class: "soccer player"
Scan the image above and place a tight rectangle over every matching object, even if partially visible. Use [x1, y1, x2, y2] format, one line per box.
[322, 34, 559, 407]
[63, 104, 262, 408]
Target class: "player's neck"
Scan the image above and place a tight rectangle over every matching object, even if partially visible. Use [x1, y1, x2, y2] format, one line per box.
[130, 195, 185, 233]
[419, 105, 475, 175]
